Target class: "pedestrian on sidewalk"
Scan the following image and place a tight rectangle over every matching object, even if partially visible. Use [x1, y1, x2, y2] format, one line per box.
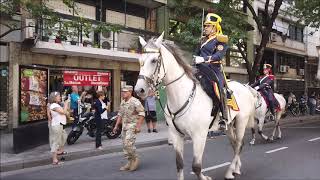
[144, 90, 158, 133]
[93, 91, 107, 150]
[47, 102, 53, 149]
[70, 86, 80, 127]
[113, 85, 145, 171]
[49, 92, 69, 165]
[308, 92, 317, 115]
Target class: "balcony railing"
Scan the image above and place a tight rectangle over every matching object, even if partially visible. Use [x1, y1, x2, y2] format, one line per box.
[37, 18, 160, 54]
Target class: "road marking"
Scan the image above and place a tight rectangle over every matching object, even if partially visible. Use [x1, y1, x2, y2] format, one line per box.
[265, 147, 288, 154]
[190, 162, 231, 174]
[308, 137, 320, 142]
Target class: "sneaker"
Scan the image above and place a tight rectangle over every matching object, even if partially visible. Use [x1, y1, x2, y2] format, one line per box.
[152, 129, 158, 133]
[148, 129, 151, 133]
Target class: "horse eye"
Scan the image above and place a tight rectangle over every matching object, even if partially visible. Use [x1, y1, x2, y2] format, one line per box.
[151, 59, 157, 63]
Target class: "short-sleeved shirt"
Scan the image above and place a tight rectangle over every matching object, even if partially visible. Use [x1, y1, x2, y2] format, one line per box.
[144, 96, 156, 111]
[118, 97, 145, 130]
[70, 93, 80, 110]
[50, 103, 66, 126]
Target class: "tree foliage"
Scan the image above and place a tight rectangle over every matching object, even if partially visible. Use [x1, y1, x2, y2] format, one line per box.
[169, 0, 284, 83]
[290, 0, 320, 29]
[0, 0, 121, 40]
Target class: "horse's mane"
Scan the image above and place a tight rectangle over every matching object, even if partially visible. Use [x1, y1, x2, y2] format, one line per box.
[144, 38, 196, 81]
[162, 43, 196, 82]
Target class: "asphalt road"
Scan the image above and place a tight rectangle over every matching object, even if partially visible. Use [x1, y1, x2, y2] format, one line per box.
[1, 119, 320, 180]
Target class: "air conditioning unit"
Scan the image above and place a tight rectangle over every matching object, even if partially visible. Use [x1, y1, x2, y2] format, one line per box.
[299, 69, 304, 76]
[23, 19, 36, 39]
[279, 65, 288, 73]
[100, 31, 117, 50]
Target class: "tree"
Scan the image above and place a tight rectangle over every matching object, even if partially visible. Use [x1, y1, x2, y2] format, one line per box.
[169, 0, 284, 83]
[290, 0, 320, 30]
[0, 0, 121, 41]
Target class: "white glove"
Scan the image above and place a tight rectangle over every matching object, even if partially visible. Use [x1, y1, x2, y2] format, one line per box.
[254, 86, 259, 90]
[193, 56, 205, 64]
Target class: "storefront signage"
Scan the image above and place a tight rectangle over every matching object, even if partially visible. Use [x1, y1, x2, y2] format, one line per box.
[63, 71, 111, 86]
[20, 67, 48, 123]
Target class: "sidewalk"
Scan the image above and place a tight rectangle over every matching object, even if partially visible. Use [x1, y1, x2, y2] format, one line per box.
[1, 115, 319, 172]
[1, 122, 169, 172]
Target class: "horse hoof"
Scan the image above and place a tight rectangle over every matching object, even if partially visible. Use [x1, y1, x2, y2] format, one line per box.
[233, 171, 241, 176]
[276, 136, 281, 140]
[225, 178, 234, 180]
[225, 174, 235, 180]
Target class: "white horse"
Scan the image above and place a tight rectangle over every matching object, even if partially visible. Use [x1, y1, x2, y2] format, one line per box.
[134, 33, 256, 180]
[247, 87, 286, 145]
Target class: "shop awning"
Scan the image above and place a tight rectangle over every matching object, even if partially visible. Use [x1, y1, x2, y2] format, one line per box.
[31, 41, 140, 62]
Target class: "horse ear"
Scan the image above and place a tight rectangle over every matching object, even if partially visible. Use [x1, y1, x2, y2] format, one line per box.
[139, 36, 147, 47]
[155, 31, 164, 47]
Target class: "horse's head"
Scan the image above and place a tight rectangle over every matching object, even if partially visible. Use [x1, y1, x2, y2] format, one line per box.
[134, 32, 165, 99]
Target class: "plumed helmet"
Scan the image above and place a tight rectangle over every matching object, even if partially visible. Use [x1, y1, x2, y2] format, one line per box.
[263, 64, 273, 74]
[204, 13, 223, 35]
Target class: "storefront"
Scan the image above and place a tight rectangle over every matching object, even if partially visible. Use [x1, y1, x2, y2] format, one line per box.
[8, 42, 140, 152]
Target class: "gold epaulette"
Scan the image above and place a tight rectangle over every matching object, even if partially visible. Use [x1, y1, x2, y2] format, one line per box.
[216, 35, 229, 43]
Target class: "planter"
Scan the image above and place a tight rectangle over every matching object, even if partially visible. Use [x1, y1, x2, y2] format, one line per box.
[55, 38, 62, 43]
[70, 40, 77, 45]
[42, 36, 49, 42]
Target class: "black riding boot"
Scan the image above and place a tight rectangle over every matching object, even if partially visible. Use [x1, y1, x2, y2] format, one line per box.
[218, 89, 228, 130]
[269, 101, 276, 121]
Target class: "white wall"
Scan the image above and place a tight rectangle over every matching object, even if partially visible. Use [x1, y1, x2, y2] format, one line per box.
[306, 27, 320, 58]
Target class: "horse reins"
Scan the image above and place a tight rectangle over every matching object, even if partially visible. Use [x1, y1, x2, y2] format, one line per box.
[140, 48, 197, 135]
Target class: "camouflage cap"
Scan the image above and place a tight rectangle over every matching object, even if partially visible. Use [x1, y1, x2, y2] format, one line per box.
[121, 85, 133, 92]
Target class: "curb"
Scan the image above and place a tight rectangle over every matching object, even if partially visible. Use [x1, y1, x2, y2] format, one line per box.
[0, 138, 169, 173]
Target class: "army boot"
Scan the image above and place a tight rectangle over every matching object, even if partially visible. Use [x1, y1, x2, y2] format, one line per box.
[120, 160, 132, 171]
[129, 157, 140, 171]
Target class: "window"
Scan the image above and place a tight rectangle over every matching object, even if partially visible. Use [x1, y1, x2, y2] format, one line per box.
[288, 24, 304, 42]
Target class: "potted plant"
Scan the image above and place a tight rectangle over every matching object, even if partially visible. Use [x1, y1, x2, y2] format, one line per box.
[55, 30, 67, 43]
[83, 39, 92, 47]
[129, 38, 140, 53]
[42, 30, 52, 42]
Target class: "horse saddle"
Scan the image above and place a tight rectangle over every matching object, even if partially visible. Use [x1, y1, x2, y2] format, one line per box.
[259, 92, 281, 112]
[194, 71, 239, 111]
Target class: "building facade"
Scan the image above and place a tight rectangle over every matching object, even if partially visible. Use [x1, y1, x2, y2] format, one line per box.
[252, 0, 320, 98]
[0, 0, 167, 151]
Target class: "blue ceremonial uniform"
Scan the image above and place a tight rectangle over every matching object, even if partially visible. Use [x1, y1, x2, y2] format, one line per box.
[195, 36, 228, 91]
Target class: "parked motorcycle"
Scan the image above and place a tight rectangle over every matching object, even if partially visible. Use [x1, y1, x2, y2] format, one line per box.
[67, 103, 121, 145]
[288, 100, 300, 116]
[299, 97, 308, 115]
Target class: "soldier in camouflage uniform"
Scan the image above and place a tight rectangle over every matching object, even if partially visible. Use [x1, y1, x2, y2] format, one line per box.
[113, 85, 145, 171]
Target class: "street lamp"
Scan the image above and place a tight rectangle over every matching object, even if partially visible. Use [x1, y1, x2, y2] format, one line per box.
[317, 46, 320, 80]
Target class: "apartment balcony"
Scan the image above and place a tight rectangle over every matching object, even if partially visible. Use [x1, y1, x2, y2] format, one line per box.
[126, 0, 167, 8]
[34, 21, 160, 62]
[31, 41, 140, 62]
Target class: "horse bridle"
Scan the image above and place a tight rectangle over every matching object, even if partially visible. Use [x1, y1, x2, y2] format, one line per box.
[137, 48, 185, 91]
[138, 47, 195, 135]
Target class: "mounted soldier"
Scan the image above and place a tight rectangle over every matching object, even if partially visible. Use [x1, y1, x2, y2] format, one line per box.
[193, 13, 230, 130]
[251, 64, 277, 120]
